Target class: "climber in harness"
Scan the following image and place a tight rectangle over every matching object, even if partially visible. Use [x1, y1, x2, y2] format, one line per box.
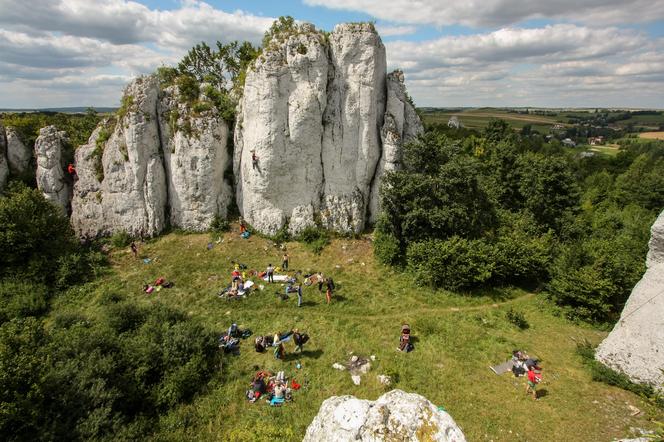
[251, 150, 259, 170]
[67, 163, 77, 180]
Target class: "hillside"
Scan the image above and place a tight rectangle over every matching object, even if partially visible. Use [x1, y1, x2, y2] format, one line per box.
[48, 228, 663, 441]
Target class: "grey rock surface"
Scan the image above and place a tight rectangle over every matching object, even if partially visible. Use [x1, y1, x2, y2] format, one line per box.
[0, 123, 8, 191]
[71, 76, 167, 238]
[158, 85, 232, 231]
[6, 126, 32, 175]
[369, 69, 424, 223]
[235, 22, 421, 235]
[595, 209, 664, 392]
[234, 24, 328, 235]
[34, 125, 71, 213]
[303, 389, 466, 442]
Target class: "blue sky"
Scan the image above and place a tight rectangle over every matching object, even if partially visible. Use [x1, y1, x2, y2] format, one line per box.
[1, 0, 663, 108]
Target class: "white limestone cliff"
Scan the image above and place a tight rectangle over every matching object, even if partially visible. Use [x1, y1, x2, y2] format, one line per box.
[595, 209, 664, 392]
[234, 23, 328, 235]
[158, 85, 233, 231]
[235, 22, 420, 235]
[0, 123, 8, 191]
[71, 76, 167, 238]
[6, 126, 32, 176]
[303, 389, 466, 442]
[34, 125, 71, 214]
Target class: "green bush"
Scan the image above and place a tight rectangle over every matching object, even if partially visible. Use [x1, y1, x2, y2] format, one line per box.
[505, 307, 530, 329]
[0, 280, 49, 323]
[210, 215, 230, 233]
[110, 230, 133, 248]
[298, 226, 330, 254]
[271, 224, 291, 244]
[373, 229, 402, 266]
[176, 74, 200, 103]
[406, 237, 494, 290]
[0, 303, 220, 440]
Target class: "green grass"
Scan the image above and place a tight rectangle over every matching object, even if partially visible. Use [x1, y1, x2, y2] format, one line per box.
[49, 229, 663, 441]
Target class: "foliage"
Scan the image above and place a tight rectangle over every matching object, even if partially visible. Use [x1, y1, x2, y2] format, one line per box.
[407, 237, 494, 290]
[505, 307, 530, 329]
[0, 280, 49, 323]
[116, 94, 135, 120]
[373, 214, 403, 266]
[110, 230, 133, 248]
[262, 16, 298, 48]
[298, 226, 330, 254]
[0, 303, 219, 441]
[210, 215, 230, 234]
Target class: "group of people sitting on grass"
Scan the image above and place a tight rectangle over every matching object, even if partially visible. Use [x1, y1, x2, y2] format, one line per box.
[255, 328, 309, 359]
[218, 323, 253, 354]
[245, 369, 302, 406]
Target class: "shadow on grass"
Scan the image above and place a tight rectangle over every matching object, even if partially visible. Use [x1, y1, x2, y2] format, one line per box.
[537, 388, 549, 399]
[284, 349, 324, 361]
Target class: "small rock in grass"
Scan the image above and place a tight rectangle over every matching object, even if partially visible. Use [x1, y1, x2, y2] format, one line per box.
[351, 375, 361, 385]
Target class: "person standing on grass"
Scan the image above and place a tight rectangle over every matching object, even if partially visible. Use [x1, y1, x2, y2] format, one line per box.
[266, 263, 275, 283]
[130, 242, 138, 258]
[325, 278, 332, 304]
[297, 283, 303, 307]
[282, 252, 289, 270]
[526, 364, 541, 400]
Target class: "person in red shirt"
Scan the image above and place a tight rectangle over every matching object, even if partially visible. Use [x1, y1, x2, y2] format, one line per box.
[526, 364, 541, 400]
[67, 163, 77, 179]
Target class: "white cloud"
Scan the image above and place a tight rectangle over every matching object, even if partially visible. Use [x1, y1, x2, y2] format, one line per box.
[303, 0, 664, 27]
[374, 25, 417, 37]
[0, 0, 275, 107]
[385, 25, 664, 107]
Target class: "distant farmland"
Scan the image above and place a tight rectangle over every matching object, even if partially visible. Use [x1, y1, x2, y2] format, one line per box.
[420, 108, 562, 132]
[639, 131, 664, 140]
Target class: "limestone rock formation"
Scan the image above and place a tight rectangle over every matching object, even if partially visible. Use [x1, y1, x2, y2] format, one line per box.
[369, 69, 424, 222]
[71, 76, 167, 238]
[71, 75, 233, 238]
[6, 126, 32, 176]
[303, 389, 466, 442]
[0, 123, 8, 191]
[235, 22, 421, 235]
[320, 23, 386, 233]
[35, 126, 71, 214]
[158, 85, 232, 231]
[234, 23, 329, 235]
[595, 209, 664, 391]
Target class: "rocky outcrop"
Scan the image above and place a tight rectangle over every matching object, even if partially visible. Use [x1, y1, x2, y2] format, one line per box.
[369, 69, 424, 222]
[35, 126, 71, 214]
[71, 75, 234, 238]
[0, 123, 8, 191]
[234, 23, 329, 235]
[303, 389, 466, 442]
[158, 85, 232, 231]
[6, 126, 32, 176]
[71, 76, 167, 238]
[595, 209, 664, 392]
[235, 22, 421, 235]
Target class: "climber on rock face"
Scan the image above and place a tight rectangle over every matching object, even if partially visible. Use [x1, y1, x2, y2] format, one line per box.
[251, 150, 259, 170]
[67, 163, 77, 179]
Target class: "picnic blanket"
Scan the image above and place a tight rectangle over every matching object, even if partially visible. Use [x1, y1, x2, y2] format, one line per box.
[490, 359, 514, 375]
[262, 274, 290, 282]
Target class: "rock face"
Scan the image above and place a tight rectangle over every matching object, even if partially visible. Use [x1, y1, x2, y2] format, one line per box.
[71, 76, 233, 238]
[158, 85, 232, 231]
[35, 126, 71, 214]
[0, 123, 8, 191]
[369, 69, 424, 222]
[6, 126, 32, 176]
[303, 389, 466, 442]
[595, 209, 664, 392]
[72, 76, 167, 238]
[235, 23, 421, 235]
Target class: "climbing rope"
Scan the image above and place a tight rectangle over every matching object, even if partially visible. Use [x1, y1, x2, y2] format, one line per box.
[619, 289, 664, 323]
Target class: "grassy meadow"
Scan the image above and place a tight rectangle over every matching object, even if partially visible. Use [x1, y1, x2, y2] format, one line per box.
[421, 109, 560, 133]
[49, 228, 663, 441]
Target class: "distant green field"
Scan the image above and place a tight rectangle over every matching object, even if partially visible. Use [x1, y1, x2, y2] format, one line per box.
[420, 109, 563, 132]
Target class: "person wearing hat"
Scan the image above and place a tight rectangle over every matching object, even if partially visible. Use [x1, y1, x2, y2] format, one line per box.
[398, 325, 413, 352]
